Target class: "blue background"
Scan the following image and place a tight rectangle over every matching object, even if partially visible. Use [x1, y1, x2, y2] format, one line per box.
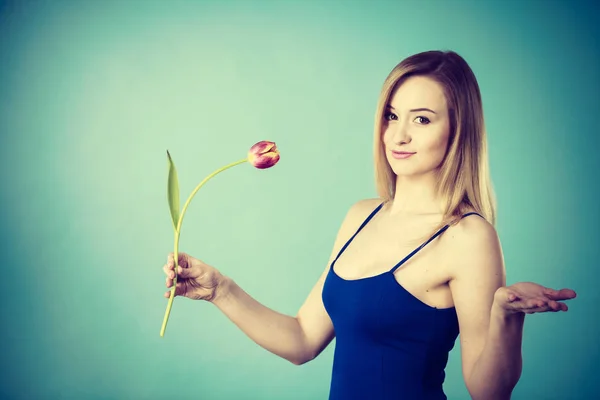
[1, 0, 598, 398]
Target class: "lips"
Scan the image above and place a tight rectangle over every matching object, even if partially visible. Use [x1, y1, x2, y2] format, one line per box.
[391, 150, 416, 159]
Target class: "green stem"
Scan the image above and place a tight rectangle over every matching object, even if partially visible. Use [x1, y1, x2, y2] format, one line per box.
[160, 157, 248, 337]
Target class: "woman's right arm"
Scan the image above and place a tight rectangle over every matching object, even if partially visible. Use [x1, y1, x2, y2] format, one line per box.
[210, 199, 380, 365]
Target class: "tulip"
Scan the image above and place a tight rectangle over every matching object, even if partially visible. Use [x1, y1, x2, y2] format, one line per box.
[248, 141, 280, 169]
[160, 140, 280, 337]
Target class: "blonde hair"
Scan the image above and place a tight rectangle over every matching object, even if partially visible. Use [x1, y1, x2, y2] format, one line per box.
[373, 50, 496, 237]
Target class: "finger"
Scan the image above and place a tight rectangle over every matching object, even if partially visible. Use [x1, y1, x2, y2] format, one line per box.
[512, 298, 545, 312]
[535, 299, 547, 308]
[552, 300, 569, 311]
[164, 266, 175, 282]
[521, 299, 545, 309]
[544, 288, 577, 300]
[528, 305, 563, 314]
[177, 265, 191, 278]
[178, 252, 189, 269]
[524, 305, 546, 314]
[525, 300, 569, 314]
[545, 300, 561, 311]
[552, 301, 568, 312]
[546, 300, 559, 311]
[168, 252, 189, 269]
[164, 280, 184, 296]
[174, 281, 186, 297]
[163, 263, 173, 276]
[506, 291, 519, 302]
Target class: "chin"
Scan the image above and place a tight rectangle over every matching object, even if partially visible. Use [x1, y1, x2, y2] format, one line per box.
[389, 163, 433, 178]
[392, 170, 419, 178]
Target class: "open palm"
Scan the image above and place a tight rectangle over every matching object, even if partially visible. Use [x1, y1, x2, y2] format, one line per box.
[495, 282, 577, 315]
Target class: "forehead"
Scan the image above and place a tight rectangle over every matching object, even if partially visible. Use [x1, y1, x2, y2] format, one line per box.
[389, 76, 447, 109]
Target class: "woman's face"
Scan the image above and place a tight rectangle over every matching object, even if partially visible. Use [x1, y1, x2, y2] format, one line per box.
[382, 75, 451, 178]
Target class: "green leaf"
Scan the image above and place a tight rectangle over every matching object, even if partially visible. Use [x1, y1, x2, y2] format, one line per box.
[166, 150, 180, 231]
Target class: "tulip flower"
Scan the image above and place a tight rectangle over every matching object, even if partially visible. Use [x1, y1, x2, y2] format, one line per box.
[160, 140, 280, 337]
[248, 140, 280, 169]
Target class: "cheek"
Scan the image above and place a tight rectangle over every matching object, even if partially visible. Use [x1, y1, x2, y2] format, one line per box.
[424, 127, 450, 152]
[381, 124, 391, 143]
[429, 136, 449, 152]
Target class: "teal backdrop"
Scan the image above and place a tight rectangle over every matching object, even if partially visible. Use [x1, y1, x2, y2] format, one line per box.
[1, 0, 598, 399]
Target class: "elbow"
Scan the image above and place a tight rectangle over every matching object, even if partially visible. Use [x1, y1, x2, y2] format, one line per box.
[290, 330, 322, 365]
[466, 361, 522, 400]
[290, 354, 314, 366]
[289, 349, 317, 366]
[467, 382, 518, 400]
[469, 391, 512, 400]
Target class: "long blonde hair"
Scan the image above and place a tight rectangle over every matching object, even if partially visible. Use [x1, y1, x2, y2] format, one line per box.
[373, 50, 496, 236]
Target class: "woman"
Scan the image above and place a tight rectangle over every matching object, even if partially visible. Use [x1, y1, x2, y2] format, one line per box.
[162, 50, 577, 400]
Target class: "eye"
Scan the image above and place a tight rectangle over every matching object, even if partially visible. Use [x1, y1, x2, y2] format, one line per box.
[414, 116, 430, 125]
[384, 111, 398, 121]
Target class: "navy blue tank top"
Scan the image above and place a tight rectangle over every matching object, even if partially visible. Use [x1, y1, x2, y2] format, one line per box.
[322, 202, 482, 400]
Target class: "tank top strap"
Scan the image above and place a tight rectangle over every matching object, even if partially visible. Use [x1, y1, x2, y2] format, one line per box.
[331, 202, 384, 266]
[389, 224, 450, 273]
[388, 211, 485, 274]
[462, 212, 484, 219]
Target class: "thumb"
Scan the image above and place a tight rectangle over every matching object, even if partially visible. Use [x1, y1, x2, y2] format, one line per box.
[177, 265, 190, 278]
[505, 289, 520, 303]
[176, 260, 198, 279]
[177, 252, 190, 268]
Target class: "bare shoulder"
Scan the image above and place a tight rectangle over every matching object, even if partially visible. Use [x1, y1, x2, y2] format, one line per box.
[443, 213, 505, 281]
[349, 198, 383, 218]
[447, 213, 499, 245]
[344, 198, 383, 228]
[330, 198, 383, 253]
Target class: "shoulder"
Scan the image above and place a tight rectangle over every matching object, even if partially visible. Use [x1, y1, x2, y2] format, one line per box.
[324, 198, 384, 266]
[447, 213, 499, 247]
[345, 198, 383, 226]
[335, 198, 383, 238]
[348, 198, 383, 217]
[443, 213, 505, 281]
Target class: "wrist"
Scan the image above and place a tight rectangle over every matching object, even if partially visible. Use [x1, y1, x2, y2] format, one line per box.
[491, 299, 525, 323]
[211, 274, 233, 306]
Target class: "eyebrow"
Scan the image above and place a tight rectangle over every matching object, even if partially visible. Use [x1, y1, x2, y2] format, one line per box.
[386, 105, 437, 114]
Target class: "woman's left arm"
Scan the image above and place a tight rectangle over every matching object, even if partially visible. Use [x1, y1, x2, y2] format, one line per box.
[447, 217, 576, 400]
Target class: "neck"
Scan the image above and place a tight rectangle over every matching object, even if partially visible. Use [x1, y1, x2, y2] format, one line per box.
[388, 172, 444, 216]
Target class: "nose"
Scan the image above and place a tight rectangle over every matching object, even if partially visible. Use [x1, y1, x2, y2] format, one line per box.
[391, 121, 411, 144]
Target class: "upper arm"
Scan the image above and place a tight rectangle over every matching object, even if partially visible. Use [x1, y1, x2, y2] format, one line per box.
[447, 216, 506, 391]
[295, 198, 381, 362]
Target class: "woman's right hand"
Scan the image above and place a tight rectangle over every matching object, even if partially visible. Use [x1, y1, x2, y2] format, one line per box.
[163, 251, 226, 302]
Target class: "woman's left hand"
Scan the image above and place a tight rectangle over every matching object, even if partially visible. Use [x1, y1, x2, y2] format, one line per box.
[494, 282, 577, 315]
